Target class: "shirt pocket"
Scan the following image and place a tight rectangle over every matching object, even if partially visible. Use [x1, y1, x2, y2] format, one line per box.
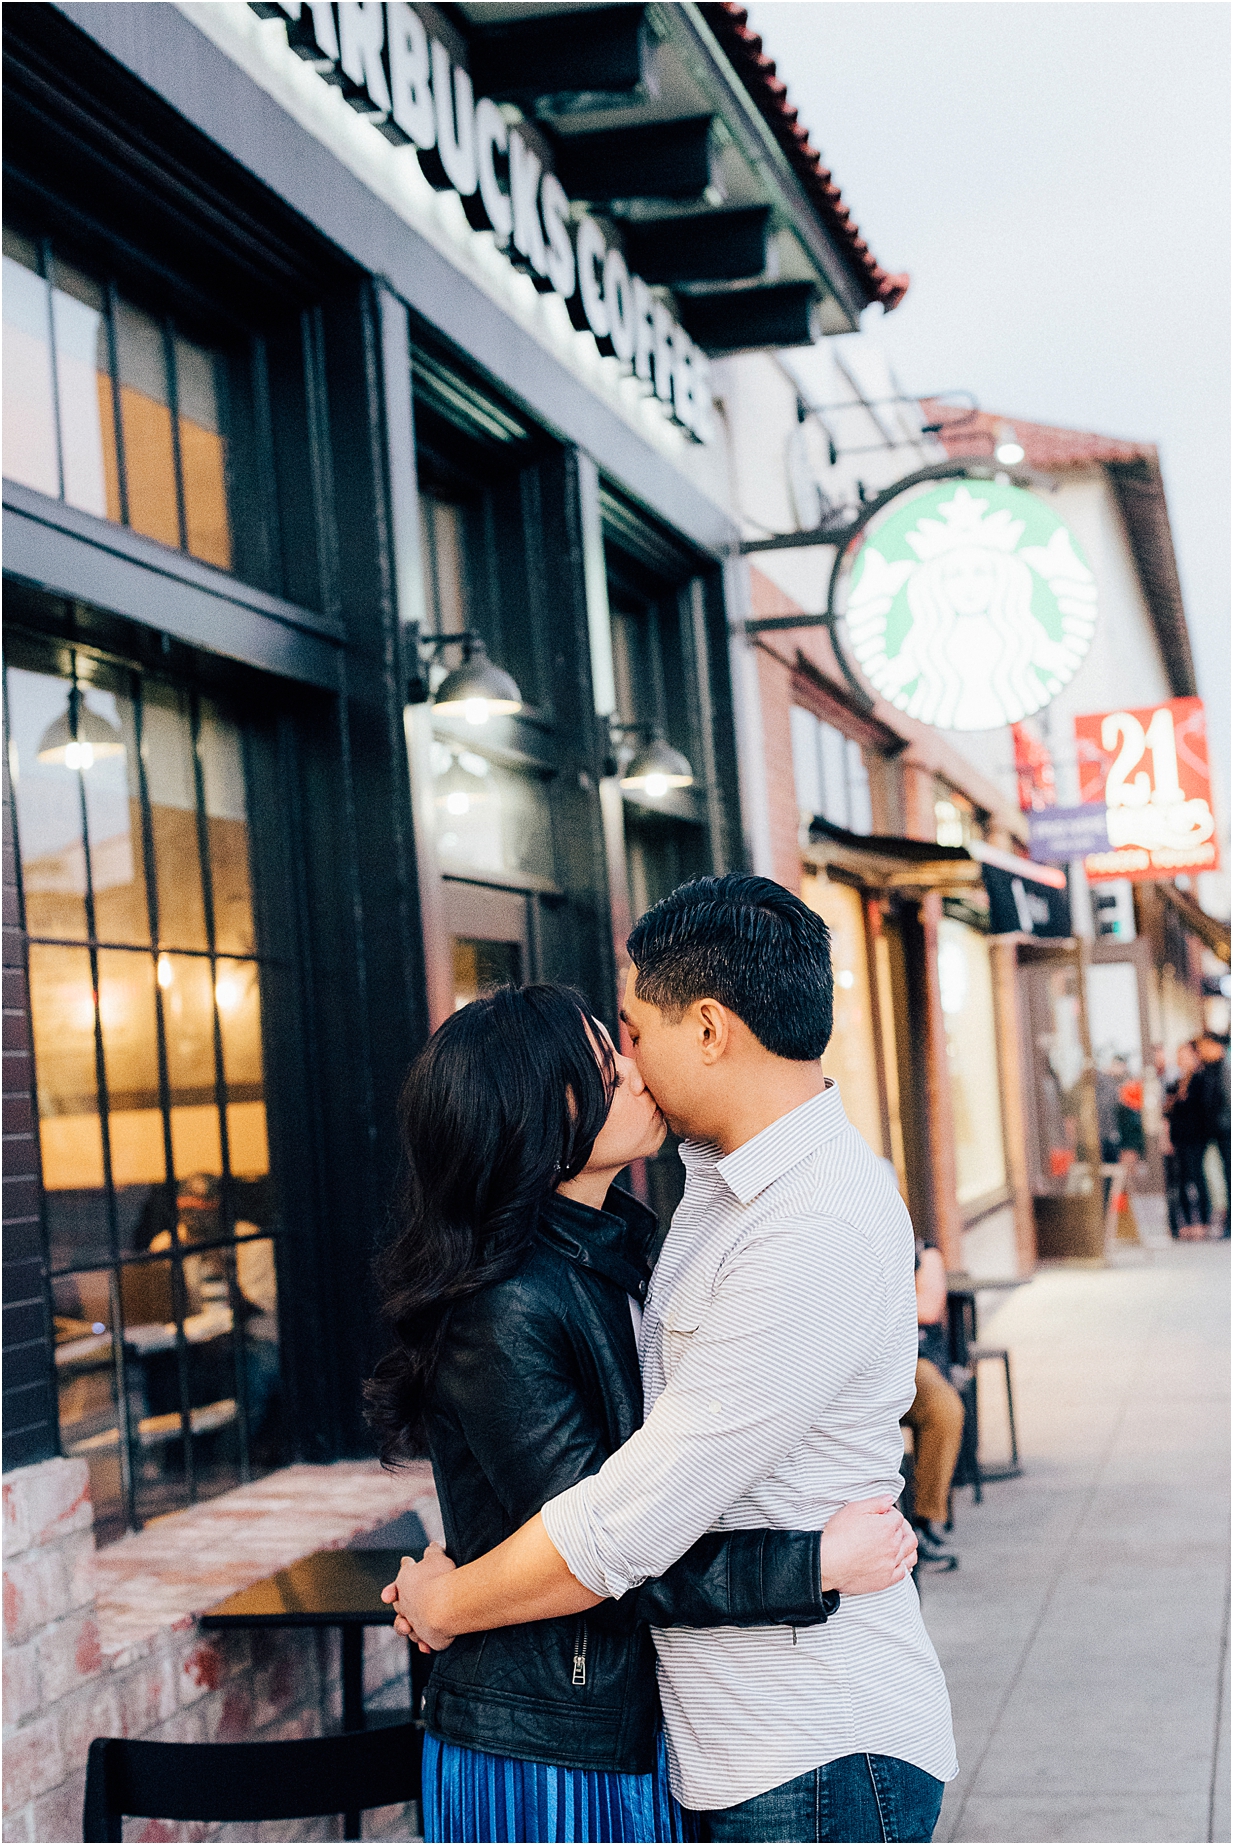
[658, 1273, 713, 1373]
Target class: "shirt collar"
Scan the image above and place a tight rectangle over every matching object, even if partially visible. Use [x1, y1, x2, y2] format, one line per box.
[709, 1082, 848, 1206]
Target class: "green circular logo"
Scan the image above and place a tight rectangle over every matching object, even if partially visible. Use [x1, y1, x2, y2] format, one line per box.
[844, 480, 1098, 731]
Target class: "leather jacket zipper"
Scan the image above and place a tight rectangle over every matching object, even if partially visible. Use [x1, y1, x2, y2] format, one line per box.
[572, 1620, 587, 1687]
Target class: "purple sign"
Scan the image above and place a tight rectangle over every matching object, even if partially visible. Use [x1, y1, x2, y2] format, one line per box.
[1028, 804, 1110, 865]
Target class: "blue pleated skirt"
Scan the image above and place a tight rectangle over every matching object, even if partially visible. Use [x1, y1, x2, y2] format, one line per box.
[421, 1727, 698, 1843]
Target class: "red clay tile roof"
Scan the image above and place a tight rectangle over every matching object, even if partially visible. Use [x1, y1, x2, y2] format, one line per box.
[700, 3, 909, 312]
[924, 404, 1197, 699]
[921, 403, 1154, 471]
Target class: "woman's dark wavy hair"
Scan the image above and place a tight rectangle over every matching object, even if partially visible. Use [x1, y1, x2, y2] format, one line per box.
[365, 984, 616, 1465]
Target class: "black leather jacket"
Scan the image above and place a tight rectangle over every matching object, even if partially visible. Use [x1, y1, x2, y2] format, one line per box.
[421, 1186, 838, 1773]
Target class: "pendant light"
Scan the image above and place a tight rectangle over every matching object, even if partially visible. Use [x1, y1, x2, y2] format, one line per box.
[433, 645, 523, 725]
[618, 731, 694, 798]
[37, 692, 125, 772]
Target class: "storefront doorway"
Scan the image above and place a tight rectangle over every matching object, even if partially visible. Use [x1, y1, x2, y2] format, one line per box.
[443, 879, 532, 1011]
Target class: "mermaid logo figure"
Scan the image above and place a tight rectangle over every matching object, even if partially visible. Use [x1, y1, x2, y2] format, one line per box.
[844, 482, 1097, 731]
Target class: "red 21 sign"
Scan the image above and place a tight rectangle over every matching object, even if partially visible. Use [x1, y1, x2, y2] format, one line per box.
[1074, 696, 1219, 881]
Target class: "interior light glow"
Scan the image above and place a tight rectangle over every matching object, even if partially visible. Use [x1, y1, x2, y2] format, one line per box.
[463, 699, 489, 727]
[214, 976, 242, 1013]
[618, 735, 695, 796]
[995, 440, 1025, 465]
[156, 954, 174, 989]
[835, 969, 856, 990]
[445, 791, 471, 816]
[36, 700, 125, 769]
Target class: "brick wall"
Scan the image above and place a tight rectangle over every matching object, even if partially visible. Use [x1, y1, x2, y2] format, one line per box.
[748, 567, 811, 894]
[2, 1458, 438, 1844]
[2, 742, 56, 1474]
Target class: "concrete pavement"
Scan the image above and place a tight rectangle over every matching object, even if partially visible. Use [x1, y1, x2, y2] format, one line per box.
[923, 1222, 1230, 1844]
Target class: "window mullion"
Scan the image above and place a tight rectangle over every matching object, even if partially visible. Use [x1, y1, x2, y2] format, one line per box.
[103, 280, 131, 530]
[164, 320, 190, 554]
[70, 656, 140, 1532]
[188, 690, 254, 1483]
[39, 238, 67, 504]
[132, 676, 199, 1506]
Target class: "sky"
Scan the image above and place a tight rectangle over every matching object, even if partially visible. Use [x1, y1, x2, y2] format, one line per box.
[747, 0, 1231, 829]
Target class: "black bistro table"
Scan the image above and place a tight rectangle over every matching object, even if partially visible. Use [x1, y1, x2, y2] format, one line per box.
[200, 1519, 430, 1838]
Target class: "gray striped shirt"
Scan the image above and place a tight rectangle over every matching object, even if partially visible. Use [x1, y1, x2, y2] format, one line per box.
[541, 1083, 958, 1809]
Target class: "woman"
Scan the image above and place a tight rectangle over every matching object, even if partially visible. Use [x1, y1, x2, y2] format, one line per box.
[367, 984, 914, 1844]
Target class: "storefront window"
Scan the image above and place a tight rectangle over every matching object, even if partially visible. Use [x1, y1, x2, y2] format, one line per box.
[802, 874, 885, 1157]
[1020, 958, 1098, 1193]
[2, 229, 232, 570]
[430, 737, 554, 880]
[791, 706, 872, 834]
[937, 916, 1008, 1206]
[5, 648, 278, 1540]
[934, 783, 978, 849]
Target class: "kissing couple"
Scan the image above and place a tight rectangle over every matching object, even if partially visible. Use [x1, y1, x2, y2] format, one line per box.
[369, 873, 957, 1842]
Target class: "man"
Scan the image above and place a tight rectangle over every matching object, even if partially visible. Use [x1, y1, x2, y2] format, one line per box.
[904, 1241, 965, 1570]
[392, 875, 956, 1841]
[1196, 1032, 1231, 1235]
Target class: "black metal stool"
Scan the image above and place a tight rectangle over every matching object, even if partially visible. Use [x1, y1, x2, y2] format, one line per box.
[968, 1344, 1022, 1480]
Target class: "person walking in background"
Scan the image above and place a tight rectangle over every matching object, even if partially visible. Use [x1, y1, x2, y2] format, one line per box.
[902, 1241, 965, 1572]
[1163, 1043, 1211, 1239]
[1196, 1032, 1231, 1236]
[1154, 1045, 1184, 1238]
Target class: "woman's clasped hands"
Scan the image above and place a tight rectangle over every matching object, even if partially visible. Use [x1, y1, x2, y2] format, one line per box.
[382, 1542, 459, 1653]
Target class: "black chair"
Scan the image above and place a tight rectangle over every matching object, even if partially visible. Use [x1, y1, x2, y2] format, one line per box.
[83, 1721, 421, 1842]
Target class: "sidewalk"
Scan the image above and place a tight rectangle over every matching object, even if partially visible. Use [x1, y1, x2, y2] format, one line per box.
[924, 1222, 1230, 1844]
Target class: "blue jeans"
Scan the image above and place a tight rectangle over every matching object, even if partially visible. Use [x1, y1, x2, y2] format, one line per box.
[697, 1753, 944, 1842]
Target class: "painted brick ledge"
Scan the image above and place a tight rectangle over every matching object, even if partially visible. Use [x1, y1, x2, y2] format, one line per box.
[94, 1461, 442, 1660]
[3, 1459, 439, 1840]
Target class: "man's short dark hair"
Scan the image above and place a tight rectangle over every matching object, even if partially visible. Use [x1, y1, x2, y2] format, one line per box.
[626, 873, 832, 1060]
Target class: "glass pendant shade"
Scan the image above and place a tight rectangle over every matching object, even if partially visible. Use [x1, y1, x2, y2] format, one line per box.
[619, 734, 694, 798]
[433, 645, 523, 725]
[37, 700, 125, 770]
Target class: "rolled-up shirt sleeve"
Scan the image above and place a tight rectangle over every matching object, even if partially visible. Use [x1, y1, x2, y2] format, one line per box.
[541, 1214, 885, 1600]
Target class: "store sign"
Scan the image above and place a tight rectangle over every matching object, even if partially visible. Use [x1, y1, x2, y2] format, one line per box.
[251, 1, 713, 442]
[974, 844, 1072, 938]
[1074, 695, 1219, 881]
[1027, 804, 1111, 865]
[844, 480, 1098, 730]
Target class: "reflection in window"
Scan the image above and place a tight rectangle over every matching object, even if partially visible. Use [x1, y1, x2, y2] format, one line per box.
[937, 917, 1007, 1206]
[452, 937, 522, 1010]
[5, 649, 279, 1541]
[431, 737, 554, 880]
[801, 875, 884, 1158]
[1, 228, 232, 570]
[791, 707, 872, 835]
[421, 496, 469, 639]
[1021, 960, 1097, 1194]
[935, 784, 978, 850]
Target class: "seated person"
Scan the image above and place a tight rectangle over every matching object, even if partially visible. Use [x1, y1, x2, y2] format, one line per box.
[902, 1240, 965, 1570]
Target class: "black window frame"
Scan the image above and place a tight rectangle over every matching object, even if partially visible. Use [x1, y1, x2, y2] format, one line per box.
[3, 616, 297, 1539]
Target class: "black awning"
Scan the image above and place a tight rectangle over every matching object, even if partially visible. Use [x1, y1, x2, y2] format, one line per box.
[804, 817, 980, 891]
[805, 819, 1073, 944]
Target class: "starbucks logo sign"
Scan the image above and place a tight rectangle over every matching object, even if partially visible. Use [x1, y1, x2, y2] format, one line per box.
[844, 481, 1098, 731]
